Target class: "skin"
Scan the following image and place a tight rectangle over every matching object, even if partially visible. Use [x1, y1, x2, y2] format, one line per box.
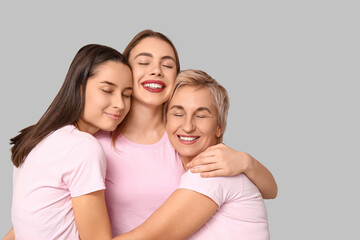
[76, 61, 133, 134]
[166, 86, 223, 166]
[122, 37, 177, 144]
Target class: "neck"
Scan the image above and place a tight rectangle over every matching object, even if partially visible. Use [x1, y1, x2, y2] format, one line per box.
[122, 98, 165, 144]
[180, 155, 194, 171]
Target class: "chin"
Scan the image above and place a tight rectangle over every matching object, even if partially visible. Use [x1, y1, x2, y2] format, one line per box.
[102, 125, 118, 132]
[177, 150, 199, 159]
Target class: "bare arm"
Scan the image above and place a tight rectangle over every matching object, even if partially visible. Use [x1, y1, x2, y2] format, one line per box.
[114, 189, 218, 240]
[2, 227, 14, 240]
[187, 143, 278, 199]
[72, 190, 112, 240]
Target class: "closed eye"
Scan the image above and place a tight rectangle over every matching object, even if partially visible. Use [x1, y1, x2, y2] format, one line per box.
[102, 89, 112, 94]
[162, 64, 173, 68]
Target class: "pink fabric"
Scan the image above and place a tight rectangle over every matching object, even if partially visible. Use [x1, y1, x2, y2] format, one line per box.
[179, 171, 270, 240]
[95, 131, 185, 236]
[12, 125, 106, 240]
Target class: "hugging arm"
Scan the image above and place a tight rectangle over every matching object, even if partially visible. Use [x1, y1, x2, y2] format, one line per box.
[114, 189, 218, 240]
[2, 227, 14, 240]
[72, 190, 112, 240]
[187, 143, 278, 199]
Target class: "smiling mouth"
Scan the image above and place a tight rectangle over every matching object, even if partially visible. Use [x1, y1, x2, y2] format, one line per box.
[178, 135, 200, 144]
[106, 113, 120, 121]
[141, 81, 166, 92]
[143, 83, 164, 89]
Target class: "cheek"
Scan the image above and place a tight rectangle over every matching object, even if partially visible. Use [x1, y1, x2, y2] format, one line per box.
[166, 117, 180, 133]
[203, 122, 219, 142]
[124, 99, 132, 112]
[168, 72, 177, 85]
[130, 66, 143, 82]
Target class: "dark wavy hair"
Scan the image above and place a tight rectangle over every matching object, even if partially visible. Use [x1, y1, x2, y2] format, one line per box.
[10, 44, 129, 167]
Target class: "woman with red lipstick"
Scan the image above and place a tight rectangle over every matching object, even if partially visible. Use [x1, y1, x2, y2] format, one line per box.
[95, 29, 277, 237]
[117, 69, 270, 240]
[6, 44, 133, 240]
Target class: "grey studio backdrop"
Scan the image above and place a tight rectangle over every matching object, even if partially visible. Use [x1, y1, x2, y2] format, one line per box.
[1, 1, 359, 239]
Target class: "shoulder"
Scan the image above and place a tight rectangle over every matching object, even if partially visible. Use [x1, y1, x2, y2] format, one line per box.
[53, 126, 106, 164]
[179, 171, 234, 206]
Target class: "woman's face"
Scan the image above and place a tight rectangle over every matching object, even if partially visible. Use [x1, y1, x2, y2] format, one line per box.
[76, 61, 133, 135]
[128, 37, 177, 107]
[166, 86, 222, 160]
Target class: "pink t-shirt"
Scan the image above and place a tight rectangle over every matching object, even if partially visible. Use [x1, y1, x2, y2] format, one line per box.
[95, 131, 185, 236]
[12, 125, 107, 240]
[179, 171, 270, 240]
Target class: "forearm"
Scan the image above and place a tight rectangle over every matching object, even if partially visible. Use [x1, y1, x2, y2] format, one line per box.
[114, 189, 218, 240]
[244, 155, 278, 199]
[2, 227, 14, 240]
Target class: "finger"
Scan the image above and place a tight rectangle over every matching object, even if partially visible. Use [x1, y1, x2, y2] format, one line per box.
[200, 169, 225, 178]
[204, 143, 226, 151]
[193, 149, 216, 159]
[187, 155, 218, 168]
[190, 163, 221, 174]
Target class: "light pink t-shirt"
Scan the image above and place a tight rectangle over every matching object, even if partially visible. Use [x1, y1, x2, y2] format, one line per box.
[95, 131, 185, 236]
[179, 171, 270, 240]
[12, 125, 107, 240]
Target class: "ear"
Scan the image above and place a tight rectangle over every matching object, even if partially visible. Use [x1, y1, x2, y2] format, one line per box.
[216, 125, 223, 138]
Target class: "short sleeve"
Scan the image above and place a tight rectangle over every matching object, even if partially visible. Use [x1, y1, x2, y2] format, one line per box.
[62, 137, 107, 197]
[178, 170, 244, 207]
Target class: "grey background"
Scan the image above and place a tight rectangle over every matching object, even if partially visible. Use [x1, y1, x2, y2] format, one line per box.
[1, 0, 359, 239]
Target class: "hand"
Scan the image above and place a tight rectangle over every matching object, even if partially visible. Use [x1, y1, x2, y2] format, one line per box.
[186, 143, 254, 177]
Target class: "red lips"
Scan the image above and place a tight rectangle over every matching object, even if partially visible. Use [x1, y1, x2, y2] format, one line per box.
[141, 80, 166, 93]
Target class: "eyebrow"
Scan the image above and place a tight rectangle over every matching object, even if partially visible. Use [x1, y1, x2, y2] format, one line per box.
[169, 105, 212, 114]
[169, 105, 184, 110]
[101, 81, 116, 86]
[134, 52, 176, 62]
[101, 82, 133, 91]
[197, 107, 212, 114]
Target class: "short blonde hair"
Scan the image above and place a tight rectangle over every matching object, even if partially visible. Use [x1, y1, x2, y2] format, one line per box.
[165, 69, 230, 143]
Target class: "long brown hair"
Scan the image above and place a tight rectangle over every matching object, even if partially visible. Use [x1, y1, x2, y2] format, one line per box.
[111, 30, 181, 144]
[10, 44, 128, 167]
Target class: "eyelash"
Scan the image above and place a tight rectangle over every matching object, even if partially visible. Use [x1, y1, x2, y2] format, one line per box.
[138, 62, 173, 69]
[162, 65, 173, 69]
[102, 89, 112, 94]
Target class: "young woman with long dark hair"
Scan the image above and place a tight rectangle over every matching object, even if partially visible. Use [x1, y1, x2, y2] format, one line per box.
[6, 44, 133, 239]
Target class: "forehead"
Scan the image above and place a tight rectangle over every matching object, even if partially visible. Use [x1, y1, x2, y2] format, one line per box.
[89, 61, 132, 87]
[129, 37, 176, 59]
[170, 86, 216, 110]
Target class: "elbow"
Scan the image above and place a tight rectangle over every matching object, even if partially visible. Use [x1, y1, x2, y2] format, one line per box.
[264, 185, 278, 199]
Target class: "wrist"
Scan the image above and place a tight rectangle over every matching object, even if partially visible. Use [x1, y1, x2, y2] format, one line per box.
[242, 152, 255, 174]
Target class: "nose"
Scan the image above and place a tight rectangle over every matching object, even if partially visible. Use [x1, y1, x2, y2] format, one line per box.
[149, 63, 163, 77]
[182, 116, 196, 133]
[113, 94, 125, 110]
